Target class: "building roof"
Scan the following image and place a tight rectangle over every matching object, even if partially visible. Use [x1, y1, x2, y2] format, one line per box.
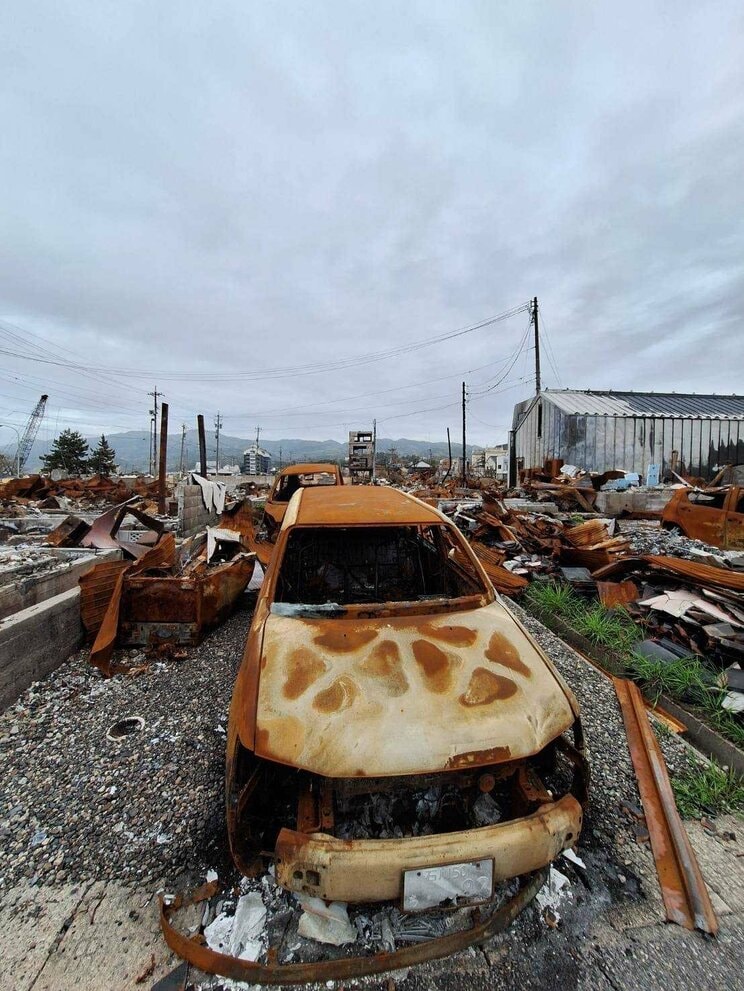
[541, 389, 744, 420]
[288, 486, 443, 527]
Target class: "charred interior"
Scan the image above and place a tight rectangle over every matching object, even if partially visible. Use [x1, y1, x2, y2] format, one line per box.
[228, 725, 587, 880]
[274, 525, 484, 605]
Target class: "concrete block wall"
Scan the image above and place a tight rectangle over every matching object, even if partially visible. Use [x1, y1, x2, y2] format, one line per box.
[177, 481, 220, 537]
[0, 548, 120, 621]
[0, 588, 83, 711]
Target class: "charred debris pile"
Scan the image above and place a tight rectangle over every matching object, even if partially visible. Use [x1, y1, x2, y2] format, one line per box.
[432, 490, 744, 732]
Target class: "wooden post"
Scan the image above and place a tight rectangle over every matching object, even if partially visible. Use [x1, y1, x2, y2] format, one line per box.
[197, 414, 208, 477]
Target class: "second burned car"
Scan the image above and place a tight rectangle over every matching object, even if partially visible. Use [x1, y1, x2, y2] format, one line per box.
[226, 487, 588, 947]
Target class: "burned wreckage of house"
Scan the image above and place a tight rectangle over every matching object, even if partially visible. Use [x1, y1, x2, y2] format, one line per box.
[163, 487, 588, 981]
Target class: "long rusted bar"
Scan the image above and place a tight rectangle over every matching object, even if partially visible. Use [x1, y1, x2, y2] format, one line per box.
[160, 869, 547, 986]
[158, 401, 169, 515]
[612, 677, 718, 934]
[197, 414, 208, 478]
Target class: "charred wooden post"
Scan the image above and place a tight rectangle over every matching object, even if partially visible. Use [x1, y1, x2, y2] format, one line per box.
[197, 414, 208, 478]
[158, 402, 169, 514]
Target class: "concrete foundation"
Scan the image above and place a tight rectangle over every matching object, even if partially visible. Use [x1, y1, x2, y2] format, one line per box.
[0, 588, 85, 711]
[594, 487, 676, 516]
[0, 548, 119, 621]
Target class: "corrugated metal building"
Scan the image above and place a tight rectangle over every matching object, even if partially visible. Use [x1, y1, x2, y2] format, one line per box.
[510, 389, 744, 483]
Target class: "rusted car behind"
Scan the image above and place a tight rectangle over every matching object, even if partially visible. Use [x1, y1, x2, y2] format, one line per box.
[262, 462, 343, 540]
[661, 485, 744, 549]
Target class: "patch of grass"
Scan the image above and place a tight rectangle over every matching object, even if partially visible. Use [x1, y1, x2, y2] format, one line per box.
[524, 580, 581, 617]
[522, 577, 744, 752]
[626, 653, 744, 749]
[572, 603, 639, 652]
[672, 757, 744, 819]
[626, 652, 712, 706]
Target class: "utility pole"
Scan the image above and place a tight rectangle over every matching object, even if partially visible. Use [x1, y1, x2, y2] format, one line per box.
[179, 423, 187, 477]
[148, 387, 163, 476]
[371, 418, 377, 483]
[278, 445, 283, 470]
[532, 296, 541, 396]
[461, 382, 467, 487]
[214, 412, 223, 473]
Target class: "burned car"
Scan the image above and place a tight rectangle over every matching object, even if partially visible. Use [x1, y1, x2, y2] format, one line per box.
[262, 462, 343, 540]
[661, 485, 744, 549]
[228, 487, 586, 909]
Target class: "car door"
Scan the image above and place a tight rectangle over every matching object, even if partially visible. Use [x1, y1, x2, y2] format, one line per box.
[724, 487, 744, 549]
[674, 490, 727, 546]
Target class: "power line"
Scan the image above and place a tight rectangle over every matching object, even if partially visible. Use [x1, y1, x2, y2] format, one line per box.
[0, 302, 530, 382]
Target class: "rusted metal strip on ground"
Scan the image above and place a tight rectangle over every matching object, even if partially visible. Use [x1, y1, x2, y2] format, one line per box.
[160, 869, 547, 986]
[612, 677, 718, 935]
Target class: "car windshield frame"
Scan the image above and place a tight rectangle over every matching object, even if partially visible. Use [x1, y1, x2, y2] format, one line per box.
[268, 520, 492, 617]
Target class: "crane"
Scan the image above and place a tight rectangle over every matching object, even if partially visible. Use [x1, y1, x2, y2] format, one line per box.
[16, 394, 48, 474]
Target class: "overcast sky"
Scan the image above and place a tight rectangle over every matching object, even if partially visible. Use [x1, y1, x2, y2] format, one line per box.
[1, 1, 743, 455]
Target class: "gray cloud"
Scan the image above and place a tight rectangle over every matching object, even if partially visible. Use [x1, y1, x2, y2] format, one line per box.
[0, 0, 742, 453]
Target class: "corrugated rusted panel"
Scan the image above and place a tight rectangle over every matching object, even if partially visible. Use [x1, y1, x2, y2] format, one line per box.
[79, 561, 130, 634]
[596, 580, 639, 609]
[470, 542, 529, 595]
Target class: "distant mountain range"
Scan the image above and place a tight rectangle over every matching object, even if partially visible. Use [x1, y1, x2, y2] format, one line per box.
[26, 429, 479, 473]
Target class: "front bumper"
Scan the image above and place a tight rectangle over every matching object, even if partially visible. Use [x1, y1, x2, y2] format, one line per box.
[276, 792, 582, 902]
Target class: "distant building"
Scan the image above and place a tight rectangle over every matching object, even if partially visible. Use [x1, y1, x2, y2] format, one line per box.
[470, 444, 508, 480]
[511, 389, 744, 485]
[191, 460, 240, 476]
[242, 444, 272, 475]
[348, 429, 375, 481]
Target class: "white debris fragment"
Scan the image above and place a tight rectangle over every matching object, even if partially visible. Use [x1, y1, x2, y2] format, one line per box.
[203, 892, 267, 960]
[296, 895, 357, 946]
[204, 912, 234, 952]
[562, 847, 587, 869]
[535, 867, 572, 924]
[722, 691, 744, 712]
[229, 892, 267, 956]
[206, 869, 218, 883]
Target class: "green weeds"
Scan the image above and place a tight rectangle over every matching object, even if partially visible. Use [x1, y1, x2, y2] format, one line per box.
[672, 757, 744, 819]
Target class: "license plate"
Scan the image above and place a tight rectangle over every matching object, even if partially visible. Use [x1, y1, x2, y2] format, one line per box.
[402, 859, 494, 912]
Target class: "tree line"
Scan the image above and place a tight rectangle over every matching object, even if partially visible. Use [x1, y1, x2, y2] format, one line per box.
[39, 430, 118, 476]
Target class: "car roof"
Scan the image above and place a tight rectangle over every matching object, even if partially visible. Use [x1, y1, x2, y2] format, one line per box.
[286, 485, 445, 527]
[276, 462, 340, 477]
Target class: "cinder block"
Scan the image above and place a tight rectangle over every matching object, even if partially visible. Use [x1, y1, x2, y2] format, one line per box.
[0, 588, 83, 711]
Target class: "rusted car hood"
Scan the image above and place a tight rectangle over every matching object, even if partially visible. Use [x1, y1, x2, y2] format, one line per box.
[254, 599, 577, 777]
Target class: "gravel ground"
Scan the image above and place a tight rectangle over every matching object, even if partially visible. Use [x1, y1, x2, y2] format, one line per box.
[0, 586, 729, 991]
[0, 597, 255, 892]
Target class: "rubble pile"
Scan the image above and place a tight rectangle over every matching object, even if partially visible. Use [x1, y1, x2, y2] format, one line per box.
[0, 473, 168, 513]
[446, 496, 630, 592]
[436, 494, 744, 713]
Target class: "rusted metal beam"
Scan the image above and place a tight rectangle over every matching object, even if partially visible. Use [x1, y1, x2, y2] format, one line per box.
[158, 401, 169, 514]
[197, 414, 208, 478]
[612, 677, 718, 935]
[160, 869, 547, 986]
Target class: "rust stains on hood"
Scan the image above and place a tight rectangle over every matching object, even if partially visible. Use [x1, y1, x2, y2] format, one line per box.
[252, 598, 576, 778]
